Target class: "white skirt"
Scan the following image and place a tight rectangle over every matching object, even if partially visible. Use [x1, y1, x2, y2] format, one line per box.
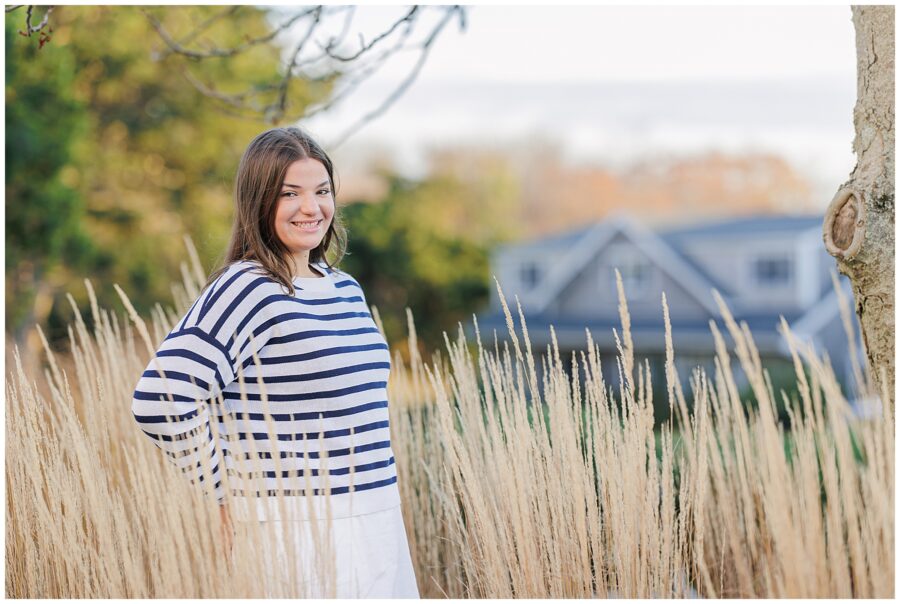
[234, 502, 419, 599]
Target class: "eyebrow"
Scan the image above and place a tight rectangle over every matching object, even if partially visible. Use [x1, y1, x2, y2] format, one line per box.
[282, 180, 330, 190]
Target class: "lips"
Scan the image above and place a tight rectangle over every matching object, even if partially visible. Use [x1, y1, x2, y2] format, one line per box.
[290, 219, 323, 231]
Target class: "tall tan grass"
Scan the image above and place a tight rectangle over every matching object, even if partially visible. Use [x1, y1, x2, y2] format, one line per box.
[6, 246, 894, 598]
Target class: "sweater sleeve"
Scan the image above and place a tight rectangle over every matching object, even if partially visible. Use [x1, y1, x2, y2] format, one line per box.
[130, 263, 276, 505]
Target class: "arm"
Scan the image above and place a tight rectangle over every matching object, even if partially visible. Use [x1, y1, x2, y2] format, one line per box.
[131, 264, 275, 505]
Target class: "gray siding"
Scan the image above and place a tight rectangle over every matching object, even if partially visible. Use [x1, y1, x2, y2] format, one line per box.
[670, 227, 825, 313]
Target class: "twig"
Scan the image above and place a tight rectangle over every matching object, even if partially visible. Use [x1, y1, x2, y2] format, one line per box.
[323, 6, 419, 62]
[152, 5, 242, 61]
[11, 5, 54, 37]
[271, 6, 325, 123]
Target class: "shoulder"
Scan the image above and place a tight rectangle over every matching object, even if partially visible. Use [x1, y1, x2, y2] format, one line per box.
[200, 260, 283, 313]
[324, 262, 362, 289]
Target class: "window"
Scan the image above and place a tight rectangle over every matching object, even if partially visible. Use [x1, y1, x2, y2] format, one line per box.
[753, 256, 792, 287]
[606, 246, 653, 298]
[520, 261, 541, 288]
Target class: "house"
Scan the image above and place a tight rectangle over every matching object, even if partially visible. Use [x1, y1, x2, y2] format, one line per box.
[469, 212, 865, 408]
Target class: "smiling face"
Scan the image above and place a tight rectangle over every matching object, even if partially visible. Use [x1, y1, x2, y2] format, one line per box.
[273, 157, 335, 275]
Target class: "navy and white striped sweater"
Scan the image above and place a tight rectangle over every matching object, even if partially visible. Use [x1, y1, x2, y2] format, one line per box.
[131, 259, 401, 520]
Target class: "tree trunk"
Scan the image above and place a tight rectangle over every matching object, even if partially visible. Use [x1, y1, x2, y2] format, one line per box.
[823, 6, 895, 408]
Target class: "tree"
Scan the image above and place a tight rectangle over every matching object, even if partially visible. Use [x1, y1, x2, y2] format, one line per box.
[5, 5, 462, 357]
[823, 6, 894, 408]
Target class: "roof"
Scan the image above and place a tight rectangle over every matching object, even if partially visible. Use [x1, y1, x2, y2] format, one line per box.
[658, 214, 823, 240]
[495, 222, 596, 255]
[525, 214, 725, 315]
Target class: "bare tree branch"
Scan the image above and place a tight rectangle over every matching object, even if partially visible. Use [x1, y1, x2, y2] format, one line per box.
[152, 5, 242, 61]
[323, 6, 419, 62]
[142, 6, 319, 60]
[329, 6, 465, 148]
[9, 4, 462, 136]
[8, 5, 54, 40]
[137, 5, 464, 140]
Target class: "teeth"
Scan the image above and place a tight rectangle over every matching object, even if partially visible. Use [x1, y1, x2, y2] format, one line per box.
[292, 220, 320, 227]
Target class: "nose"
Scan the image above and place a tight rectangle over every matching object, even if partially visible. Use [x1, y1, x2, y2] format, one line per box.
[298, 193, 319, 213]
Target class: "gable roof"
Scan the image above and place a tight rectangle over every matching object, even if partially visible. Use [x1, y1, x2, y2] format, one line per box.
[529, 212, 725, 315]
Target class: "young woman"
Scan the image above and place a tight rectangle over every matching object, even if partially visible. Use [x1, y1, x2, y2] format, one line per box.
[130, 127, 418, 598]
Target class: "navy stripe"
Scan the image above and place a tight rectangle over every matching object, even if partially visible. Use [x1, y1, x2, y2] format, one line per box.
[141, 369, 211, 391]
[220, 380, 386, 403]
[133, 405, 201, 422]
[267, 326, 379, 346]
[133, 389, 208, 404]
[196, 266, 255, 324]
[209, 276, 271, 338]
[143, 427, 208, 445]
[225, 439, 391, 461]
[196, 276, 222, 322]
[233, 361, 390, 385]
[146, 418, 389, 444]
[246, 342, 388, 369]
[260, 293, 365, 307]
[179, 294, 205, 331]
[215, 399, 388, 422]
[256, 311, 372, 334]
[229, 474, 398, 497]
[162, 329, 231, 373]
[221, 420, 391, 442]
[226, 456, 395, 479]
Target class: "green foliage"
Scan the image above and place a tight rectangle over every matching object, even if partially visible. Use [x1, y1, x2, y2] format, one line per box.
[6, 6, 329, 346]
[6, 13, 95, 333]
[339, 175, 493, 355]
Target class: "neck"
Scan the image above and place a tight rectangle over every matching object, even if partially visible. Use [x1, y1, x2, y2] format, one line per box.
[289, 252, 310, 270]
[289, 253, 322, 278]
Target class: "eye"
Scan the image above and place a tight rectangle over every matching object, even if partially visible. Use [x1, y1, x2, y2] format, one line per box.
[281, 191, 296, 197]
[317, 188, 332, 196]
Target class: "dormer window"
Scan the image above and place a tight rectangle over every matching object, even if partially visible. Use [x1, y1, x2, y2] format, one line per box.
[753, 256, 792, 287]
[521, 261, 542, 288]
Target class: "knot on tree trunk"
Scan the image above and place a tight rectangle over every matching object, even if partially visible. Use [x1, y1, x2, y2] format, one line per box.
[823, 187, 866, 260]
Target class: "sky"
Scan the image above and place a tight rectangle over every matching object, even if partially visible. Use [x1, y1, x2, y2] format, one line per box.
[288, 5, 859, 207]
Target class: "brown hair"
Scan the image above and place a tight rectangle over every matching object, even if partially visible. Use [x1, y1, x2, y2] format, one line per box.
[202, 126, 348, 295]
